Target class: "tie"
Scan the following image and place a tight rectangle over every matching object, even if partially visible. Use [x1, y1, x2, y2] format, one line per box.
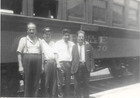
[79, 45, 82, 61]
[67, 42, 70, 55]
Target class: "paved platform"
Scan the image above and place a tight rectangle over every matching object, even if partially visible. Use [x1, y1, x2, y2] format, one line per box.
[90, 83, 140, 98]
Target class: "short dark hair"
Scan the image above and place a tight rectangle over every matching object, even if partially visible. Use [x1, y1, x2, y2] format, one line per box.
[62, 28, 70, 35]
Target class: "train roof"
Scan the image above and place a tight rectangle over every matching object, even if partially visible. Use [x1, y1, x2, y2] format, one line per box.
[1, 13, 140, 34]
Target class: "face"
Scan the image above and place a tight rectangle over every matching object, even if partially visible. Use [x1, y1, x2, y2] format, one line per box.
[63, 32, 70, 42]
[77, 33, 85, 43]
[43, 31, 52, 41]
[27, 24, 37, 38]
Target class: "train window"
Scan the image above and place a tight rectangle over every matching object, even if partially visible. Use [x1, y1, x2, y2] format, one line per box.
[34, 0, 58, 18]
[128, 9, 138, 27]
[92, 7, 106, 22]
[67, 0, 85, 21]
[129, 0, 138, 10]
[113, 0, 125, 5]
[1, 0, 22, 14]
[128, 0, 138, 28]
[92, 0, 107, 23]
[112, 4, 124, 25]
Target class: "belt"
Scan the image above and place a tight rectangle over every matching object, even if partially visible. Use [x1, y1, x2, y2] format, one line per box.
[44, 59, 55, 63]
[79, 62, 85, 65]
[24, 53, 41, 55]
[60, 61, 71, 63]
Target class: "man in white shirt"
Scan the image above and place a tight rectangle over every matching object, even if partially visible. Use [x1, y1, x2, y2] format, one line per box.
[17, 22, 42, 97]
[41, 27, 57, 97]
[55, 29, 75, 97]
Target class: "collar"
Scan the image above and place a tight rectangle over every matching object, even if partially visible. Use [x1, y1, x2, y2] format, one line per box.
[26, 35, 32, 43]
[78, 41, 85, 46]
[62, 39, 69, 44]
[26, 35, 38, 43]
[77, 41, 89, 46]
[42, 39, 53, 45]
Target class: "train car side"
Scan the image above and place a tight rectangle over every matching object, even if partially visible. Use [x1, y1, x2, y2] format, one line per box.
[1, 14, 140, 96]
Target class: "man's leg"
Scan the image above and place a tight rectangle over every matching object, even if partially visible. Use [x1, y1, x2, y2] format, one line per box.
[40, 72, 45, 97]
[63, 62, 71, 97]
[44, 61, 52, 97]
[23, 54, 31, 97]
[74, 67, 82, 98]
[57, 67, 64, 97]
[49, 61, 57, 97]
[31, 55, 42, 97]
[24, 54, 42, 97]
[82, 66, 90, 98]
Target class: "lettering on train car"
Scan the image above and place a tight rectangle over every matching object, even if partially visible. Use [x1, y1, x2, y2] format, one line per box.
[98, 36, 108, 51]
[85, 35, 108, 51]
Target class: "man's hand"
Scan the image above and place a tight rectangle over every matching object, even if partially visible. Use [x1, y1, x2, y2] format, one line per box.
[17, 53, 24, 75]
[57, 63, 64, 73]
[42, 65, 44, 74]
[57, 63, 61, 69]
[19, 65, 24, 75]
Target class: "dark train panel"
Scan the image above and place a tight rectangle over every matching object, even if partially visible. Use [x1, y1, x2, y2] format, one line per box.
[84, 33, 139, 59]
[1, 14, 80, 63]
[1, 0, 140, 97]
[1, 14, 140, 81]
[1, 14, 140, 63]
[1, 14, 140, 97]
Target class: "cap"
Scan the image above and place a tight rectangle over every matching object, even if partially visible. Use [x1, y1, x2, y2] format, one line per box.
[42, 27, 52, 33]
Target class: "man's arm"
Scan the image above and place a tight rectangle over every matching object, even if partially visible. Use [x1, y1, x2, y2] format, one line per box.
[40, 40, 45, 73]
[17, 37, 26, 74]
[17, 52, 24, 74]
[54, 41, 61, 68]
[54, 53, 61, 68]
[42, 54, 45, 73]
[90, 45, 95, 72]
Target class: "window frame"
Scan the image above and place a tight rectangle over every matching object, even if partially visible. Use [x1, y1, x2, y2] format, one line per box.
[112, 1, 125, 27]
[128, 0, 139, 29]
[91, 0, 108, 25]
[66, 0, 87, 22]
[1, 0, 23, 15]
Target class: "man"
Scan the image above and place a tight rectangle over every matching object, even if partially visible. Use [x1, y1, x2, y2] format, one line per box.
[41, 27, 57, 97]
[54, 29, 75, 97]
[17, 22, 42, 97]
[71, 30, 94, 98]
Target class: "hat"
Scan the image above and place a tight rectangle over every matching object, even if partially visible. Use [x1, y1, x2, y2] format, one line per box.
[62, 28, 70, 34]
[42, 27, 52, 33]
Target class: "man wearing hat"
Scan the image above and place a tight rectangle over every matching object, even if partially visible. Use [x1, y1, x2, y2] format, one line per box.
[17, 22, 42, 97]
[41, 27, 57, 97]
[54, 28, 75, 97]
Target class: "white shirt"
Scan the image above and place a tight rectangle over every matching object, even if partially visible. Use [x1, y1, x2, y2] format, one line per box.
[17, 35, 41, 54]
[78, 43, 85, 62]
[54, 39, 75, 62]
[41, 39, 55, 60]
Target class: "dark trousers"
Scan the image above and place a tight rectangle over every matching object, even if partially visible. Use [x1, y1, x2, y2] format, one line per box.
[74, 63, 90, 98]
[44, 60, 57, 97]
[57, 61, 71, 97]
[23, 54, 42, 97]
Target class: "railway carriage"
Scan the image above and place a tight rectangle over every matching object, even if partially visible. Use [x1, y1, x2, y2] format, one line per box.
[1, 0, 140, 96]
